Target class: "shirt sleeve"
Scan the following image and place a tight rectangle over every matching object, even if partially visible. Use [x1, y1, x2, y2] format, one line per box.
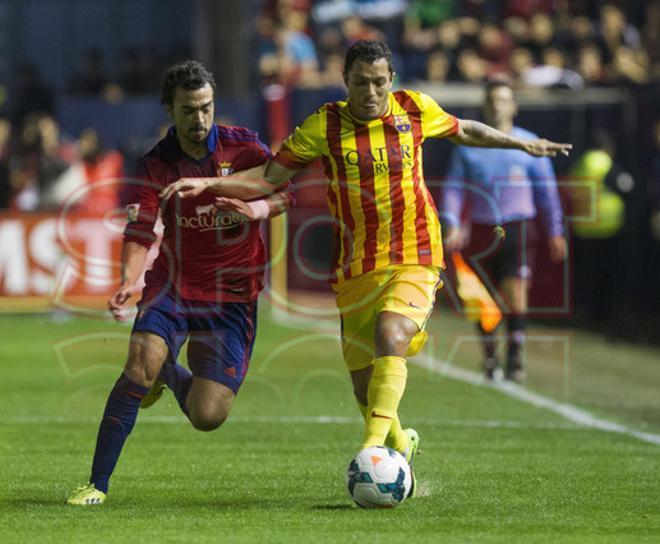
[273, 109, 327, 169]
[252, 134, 273, 165]
[415, 92, 459, 140]
[529, 156, 564, 236]
[440, 147, 467, 228]
[123, 159, 161, 249]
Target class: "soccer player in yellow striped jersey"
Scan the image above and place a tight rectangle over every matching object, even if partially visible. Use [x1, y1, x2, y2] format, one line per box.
[161, 41, 572, 492]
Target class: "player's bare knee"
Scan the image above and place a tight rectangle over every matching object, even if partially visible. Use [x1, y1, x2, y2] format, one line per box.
[375, 327, 411, 356]
[190, 412, 228, 432]
[124, 354, 162, 386]
[123, 362, 153, 388]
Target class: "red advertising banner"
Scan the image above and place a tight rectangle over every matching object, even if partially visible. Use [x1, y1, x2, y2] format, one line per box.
[0, 212, 125, 312]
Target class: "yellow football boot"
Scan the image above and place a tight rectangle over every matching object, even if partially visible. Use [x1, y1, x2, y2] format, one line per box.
[66, 483, 106, 505]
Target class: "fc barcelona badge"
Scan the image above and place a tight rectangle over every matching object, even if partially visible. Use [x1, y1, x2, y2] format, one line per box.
[394, 114, 411, 133]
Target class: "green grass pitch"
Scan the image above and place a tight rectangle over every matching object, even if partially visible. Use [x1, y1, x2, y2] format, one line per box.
[0, 306, 659, 543]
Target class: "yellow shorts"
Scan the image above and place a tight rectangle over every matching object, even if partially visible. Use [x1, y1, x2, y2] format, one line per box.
[335, 265, 442, 371]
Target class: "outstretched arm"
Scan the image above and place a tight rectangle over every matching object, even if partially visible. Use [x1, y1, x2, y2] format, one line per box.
[159, 161, 301, 202]
[213, 188, 294, 221]
[449, 119, 572, 157]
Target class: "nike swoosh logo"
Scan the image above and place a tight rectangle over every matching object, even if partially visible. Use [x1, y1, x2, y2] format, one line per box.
[371, 411, 393, 420]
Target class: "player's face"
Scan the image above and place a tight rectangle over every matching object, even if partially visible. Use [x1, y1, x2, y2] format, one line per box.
[168, 84, 215, 145]
[483, 86, 517, 127]
[345, 58, 393, 121]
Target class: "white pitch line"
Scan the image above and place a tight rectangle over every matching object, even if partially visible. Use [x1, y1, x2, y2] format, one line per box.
[0, 413, 583, 431]
[414, 354, 660, 447]
[273, 313, 660, 447]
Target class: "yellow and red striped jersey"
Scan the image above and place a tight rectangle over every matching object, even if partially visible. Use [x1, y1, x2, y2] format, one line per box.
[274, 89, 459, 284]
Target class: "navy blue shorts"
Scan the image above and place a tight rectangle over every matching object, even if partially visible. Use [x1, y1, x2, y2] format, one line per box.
[132, 294, 257, 394]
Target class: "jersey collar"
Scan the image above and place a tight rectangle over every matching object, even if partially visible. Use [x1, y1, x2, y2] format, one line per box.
[166, 124, 219, 161]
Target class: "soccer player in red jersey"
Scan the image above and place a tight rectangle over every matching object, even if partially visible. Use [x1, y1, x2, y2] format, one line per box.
[66, 61, 292, 505]
[161, 41, 571, 496]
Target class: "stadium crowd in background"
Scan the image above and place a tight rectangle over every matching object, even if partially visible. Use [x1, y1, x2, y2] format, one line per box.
[1, 0, 658, 212]
[254, 0, 659, 90]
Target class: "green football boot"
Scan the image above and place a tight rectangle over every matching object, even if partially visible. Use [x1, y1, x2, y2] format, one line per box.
[402, 428, 420, 498]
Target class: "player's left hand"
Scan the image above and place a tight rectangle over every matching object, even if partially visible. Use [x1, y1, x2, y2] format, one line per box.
[548, 235, 567, 262]
[214, 197, 256, 220]
[523, 139, 572, 158]
[159, 177, 210, 201]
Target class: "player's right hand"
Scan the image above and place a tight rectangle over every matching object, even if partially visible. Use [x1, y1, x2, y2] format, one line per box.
[108, 284, 138, 322]
[523, 139, 572, 157]
[159, 177, 210, 201]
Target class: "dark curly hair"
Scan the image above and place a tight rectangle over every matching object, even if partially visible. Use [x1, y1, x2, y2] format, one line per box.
[160, 60, 216, 107]
[343, 40, 394, 78]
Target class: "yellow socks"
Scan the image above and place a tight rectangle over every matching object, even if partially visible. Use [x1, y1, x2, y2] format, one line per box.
[361, 356, 408, 449]
[357, 400, 409, 452]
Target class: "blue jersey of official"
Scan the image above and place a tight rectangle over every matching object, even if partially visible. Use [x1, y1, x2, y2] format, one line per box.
[441, 126, 564, 236]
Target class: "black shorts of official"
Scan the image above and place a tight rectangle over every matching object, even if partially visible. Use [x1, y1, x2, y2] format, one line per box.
[463, 220, 539, 288]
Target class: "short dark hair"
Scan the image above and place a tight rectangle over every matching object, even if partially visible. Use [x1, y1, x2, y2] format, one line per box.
[343, 40, 393, 77]
[160, 60, 216, 107]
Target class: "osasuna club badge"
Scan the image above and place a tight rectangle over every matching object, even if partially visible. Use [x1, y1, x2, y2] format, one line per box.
[218, 161, 233, 176]
[394, 114, 411, 133]
[126, 203, 140, 222]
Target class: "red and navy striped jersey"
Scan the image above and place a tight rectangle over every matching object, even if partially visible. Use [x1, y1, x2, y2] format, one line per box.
[124, 124, 272, 302]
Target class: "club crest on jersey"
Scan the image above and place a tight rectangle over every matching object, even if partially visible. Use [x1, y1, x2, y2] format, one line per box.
[126, 203, 140, 222]
[218, 161, 233, 176]
[394, 114, 411, 133]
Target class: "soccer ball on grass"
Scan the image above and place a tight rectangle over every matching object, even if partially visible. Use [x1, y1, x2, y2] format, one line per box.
[347, 446, 412, 508]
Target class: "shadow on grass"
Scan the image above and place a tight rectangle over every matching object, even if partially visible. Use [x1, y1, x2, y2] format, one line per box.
[312, 503, 354, 511]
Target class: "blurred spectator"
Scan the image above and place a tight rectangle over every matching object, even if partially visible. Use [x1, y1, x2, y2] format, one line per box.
[456, 48, 488, 83]
[609, 45, 650, 86]
[68, 48, 109, 96]
[254, 0, 657, 88]
[401, 0, 453, 79]
[317, 25, 344, 58]
[319, 53, 346, 87]
[576, 43, 606, 86]
[542, 47, 566, 69]
[570, 130, 633, 239]
[437, 19, 463, 58]
[341, 15, 383, 45]
[478, 23, 512, 70]
[8, 114, 79, 210]
[597, 4, 641, 63]
[75, 127, 123, 215]
[509, 46, 534, 85]
[527, 13, 555, 60]
[569, 130, 632, 329]
[255, 13, 282, 85]
[502, 16, 529, 47]
[425, 48, 451, 84]
[10, 63, 55, 128]
[276, 5, 321, 87]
